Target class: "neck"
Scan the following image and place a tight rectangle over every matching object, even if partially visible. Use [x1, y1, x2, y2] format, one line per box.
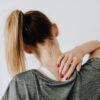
[35, 41, 63, 80]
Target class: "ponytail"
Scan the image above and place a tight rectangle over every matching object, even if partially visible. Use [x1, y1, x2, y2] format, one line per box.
[4, 10, 26, 76]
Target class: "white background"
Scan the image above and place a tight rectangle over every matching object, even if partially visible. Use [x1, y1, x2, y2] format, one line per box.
[0, 0, 100, 99]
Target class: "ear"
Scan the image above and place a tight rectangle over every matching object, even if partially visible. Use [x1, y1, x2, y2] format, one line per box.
[51, 23, 59, 37]
[24, 45, 33, 54]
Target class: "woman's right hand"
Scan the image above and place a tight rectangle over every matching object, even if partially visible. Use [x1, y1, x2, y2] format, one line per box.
[57, 46, 85, 80]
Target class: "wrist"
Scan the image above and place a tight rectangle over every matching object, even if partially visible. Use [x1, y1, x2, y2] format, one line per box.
[75, 46, 86, 57]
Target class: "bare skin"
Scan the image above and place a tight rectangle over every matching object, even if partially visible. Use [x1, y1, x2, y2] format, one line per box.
[57, 40, 100, 80]
[24, 23, 63, 80]
[24, 23, 100, 81]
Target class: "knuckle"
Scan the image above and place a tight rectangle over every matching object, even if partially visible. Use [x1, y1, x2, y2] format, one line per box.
[62, 69, 65, 74]
[70, 53, 73, 57]
[64, 65, 69, 71]
[61, 61, 64, 65]
[65, 55, 68, 59]
[62, 59, 67, 65]
[71, 65, 76, 69]
[74, 57, 78, 62]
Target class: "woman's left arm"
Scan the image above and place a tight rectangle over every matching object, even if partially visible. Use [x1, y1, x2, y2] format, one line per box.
[57, 40, 100, 80]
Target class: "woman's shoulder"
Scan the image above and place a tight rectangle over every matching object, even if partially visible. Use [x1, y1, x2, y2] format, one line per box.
[12, 69, 37, 85]
[82, 57, 100, 70]
[79, 57, 100, 86]
[1, 69, 37, 100]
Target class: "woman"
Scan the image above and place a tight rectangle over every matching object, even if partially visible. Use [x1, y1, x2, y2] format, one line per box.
[2, 10, 100, 100]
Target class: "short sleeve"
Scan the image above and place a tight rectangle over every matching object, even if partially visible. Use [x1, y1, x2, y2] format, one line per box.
[1, 76, 23, 100]
[78, 57, 100, 87]
[82, 57, 100, 70]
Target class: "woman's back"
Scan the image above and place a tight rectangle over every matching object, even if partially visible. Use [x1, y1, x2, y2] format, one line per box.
[2, 57, 100, 100]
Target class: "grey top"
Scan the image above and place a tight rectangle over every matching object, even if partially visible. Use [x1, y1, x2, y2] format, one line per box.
[1, 57, 100, 100]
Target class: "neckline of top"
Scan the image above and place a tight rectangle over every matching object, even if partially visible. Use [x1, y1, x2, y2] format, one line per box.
[32, 69, 77, 85]
[31, 57, 100, 85]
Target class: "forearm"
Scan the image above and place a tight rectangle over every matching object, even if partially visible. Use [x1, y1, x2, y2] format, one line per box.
[76, 40, 100, 56]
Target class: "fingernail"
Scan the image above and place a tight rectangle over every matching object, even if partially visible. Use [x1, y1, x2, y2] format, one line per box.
[57, 64, 60, 67]
[60, 73, 64, 78]
[66, 77, 70, 80]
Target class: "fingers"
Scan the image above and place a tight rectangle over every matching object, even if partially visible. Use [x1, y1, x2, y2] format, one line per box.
[61, 54, 73, 76]
[63, 57, 78, 80]
[58, 55, 68, 76]
[57, 53, 83, 80]
[76, 61, 82, 72]
[57, 54, 65, 67]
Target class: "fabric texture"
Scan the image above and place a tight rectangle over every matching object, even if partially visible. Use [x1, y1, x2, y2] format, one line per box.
[1, 57, 100, 100]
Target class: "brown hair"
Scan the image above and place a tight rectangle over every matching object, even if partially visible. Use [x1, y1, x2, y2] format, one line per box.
[4, 10, 53, 76]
